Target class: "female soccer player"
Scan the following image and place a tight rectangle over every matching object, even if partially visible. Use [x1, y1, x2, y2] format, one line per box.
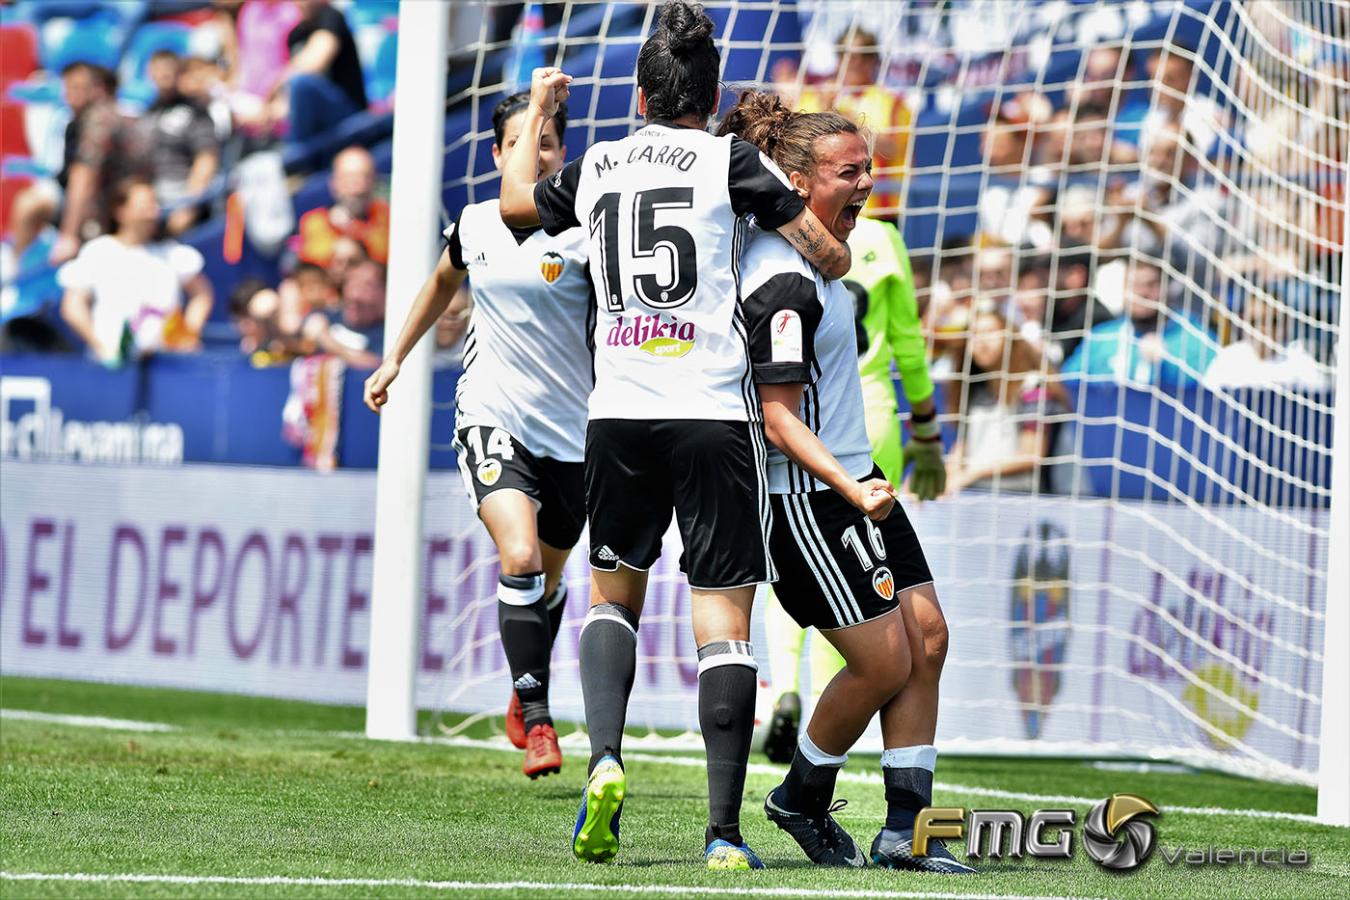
[722, 91, 974, 874]
[498, 0, 853, 871]
[363, 93, 590, 781]
[760, 212, 946, 763]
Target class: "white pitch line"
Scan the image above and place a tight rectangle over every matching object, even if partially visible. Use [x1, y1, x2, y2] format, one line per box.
[0, 709, 177, 732]
[4, 709, 1327, 827]
[0, 871, 1098, 900]
[430, 736, 1328, 827]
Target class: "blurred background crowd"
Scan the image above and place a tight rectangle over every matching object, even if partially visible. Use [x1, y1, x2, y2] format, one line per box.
[1, 0, 405, 372]
[0, 0, 1343, 486]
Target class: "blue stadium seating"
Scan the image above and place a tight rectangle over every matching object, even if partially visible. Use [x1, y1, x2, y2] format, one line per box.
[367, 31, 397, 105]
[43, 11, 125, 73]
[1071, 382, 1334, 507]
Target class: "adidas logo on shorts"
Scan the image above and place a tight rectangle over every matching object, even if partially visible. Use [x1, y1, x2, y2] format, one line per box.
[596, 546, 620, 562]
[514, 673, 542, 692]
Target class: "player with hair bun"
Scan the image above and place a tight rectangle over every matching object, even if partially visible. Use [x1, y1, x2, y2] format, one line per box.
[364, 92, 591, 782]
[499, 0, 855, 872]
[720, 90, 974, 875]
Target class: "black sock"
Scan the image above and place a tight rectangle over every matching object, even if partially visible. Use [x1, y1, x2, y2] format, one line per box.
[545, 582, 567, 647]
[697, 641, 757, 847]
[579, 602, 638, 773]
[778, 744, 843, 817]
[883, 766, 933, 831]
[497, 572, 551, 731]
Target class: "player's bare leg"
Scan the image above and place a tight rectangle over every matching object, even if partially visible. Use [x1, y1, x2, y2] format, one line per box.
[480, 490, 561, 776]
[691, 585, 765, 869]
[812, 609, 913, 753]
[870, 584, 972, 873]
[572, 566, 646, 863]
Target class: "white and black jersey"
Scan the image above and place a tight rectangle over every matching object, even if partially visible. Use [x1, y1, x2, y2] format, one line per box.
[742, 231, 873, 494]
[446, 199, 593, 463]
[534, 123, 805, 423]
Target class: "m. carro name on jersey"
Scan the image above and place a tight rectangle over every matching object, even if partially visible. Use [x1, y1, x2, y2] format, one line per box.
[588, 143, 700, 179]
[606, 313, 697, 359]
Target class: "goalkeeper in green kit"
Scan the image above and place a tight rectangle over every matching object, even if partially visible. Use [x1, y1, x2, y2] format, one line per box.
[761, 215, 946, 763]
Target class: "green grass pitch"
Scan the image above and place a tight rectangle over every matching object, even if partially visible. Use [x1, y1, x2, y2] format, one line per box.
[1, 676, 1346, 899]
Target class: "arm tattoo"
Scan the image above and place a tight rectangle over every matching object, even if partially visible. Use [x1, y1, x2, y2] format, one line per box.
[789, 219, 827, 257]
[817, 243, 845, 270]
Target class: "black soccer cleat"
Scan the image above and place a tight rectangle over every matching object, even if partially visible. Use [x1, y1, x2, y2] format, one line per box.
[762, 691, 801, 764]
[764, 788, 865, 867]
[871, 827, 976, 874]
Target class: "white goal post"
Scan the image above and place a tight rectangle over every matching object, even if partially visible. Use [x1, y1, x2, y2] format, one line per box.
[369, 0, 1349, 825]
[364, 0, 449, 742]
[1317, 198, 1349, 826]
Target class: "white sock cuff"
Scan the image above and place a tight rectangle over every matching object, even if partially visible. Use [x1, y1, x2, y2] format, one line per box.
[580, 602, 638, 637]
[881, 744, 937, 771]
[546, 582, 567, 610]
[798, 730, 848, 768]
[498, 572, 545, 607]
[696, 639, 758, 675]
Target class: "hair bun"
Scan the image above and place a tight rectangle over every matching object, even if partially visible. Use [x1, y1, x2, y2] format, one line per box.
[717, 90, 795, 154]
[659, 0, 714, 54]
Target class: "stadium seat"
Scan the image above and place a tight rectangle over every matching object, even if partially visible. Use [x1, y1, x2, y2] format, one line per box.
[345, 0, 398, 32]
[367, 32, 397, 106]
[0, 101, 31, 158]
[0, 24, 39, 93]
[45, 14, 123, 75]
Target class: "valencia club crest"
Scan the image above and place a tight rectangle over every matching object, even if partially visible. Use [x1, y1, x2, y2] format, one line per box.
[539, 251, 565, 284]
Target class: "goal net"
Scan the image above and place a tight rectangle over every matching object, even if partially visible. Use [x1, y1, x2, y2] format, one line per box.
[415, 0, 1346, 785]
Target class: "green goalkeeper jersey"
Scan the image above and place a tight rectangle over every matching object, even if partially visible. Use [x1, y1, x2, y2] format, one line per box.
[844, 216, 935, 485]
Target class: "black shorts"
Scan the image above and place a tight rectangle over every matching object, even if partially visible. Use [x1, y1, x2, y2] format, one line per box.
[585, 418, 774, 590]
[454, 425, 585, 550]
[769, 470, 933, 631]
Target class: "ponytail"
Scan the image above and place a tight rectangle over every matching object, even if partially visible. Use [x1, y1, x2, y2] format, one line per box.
[716, 90, 866, 179]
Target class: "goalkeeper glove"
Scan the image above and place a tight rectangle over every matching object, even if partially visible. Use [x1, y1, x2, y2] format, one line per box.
[905, 412, 946, 500]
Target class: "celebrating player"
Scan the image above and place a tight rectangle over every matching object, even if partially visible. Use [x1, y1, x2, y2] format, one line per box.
[498, 0, 853, 871]
[722, 91, 973, 874]
[761, 213, 946, 762]
[363, 93, 591, 781]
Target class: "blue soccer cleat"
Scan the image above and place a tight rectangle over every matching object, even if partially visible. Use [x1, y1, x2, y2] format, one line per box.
[871, 827, 976, 874]
[704, 838, 766, 870]
[572, 755, 625, 863]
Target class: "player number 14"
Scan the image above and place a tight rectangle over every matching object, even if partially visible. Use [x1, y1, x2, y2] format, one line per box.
[466, 426, 514, 461]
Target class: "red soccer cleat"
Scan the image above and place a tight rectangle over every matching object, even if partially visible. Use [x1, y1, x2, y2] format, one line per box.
[523, 723, 563, 779]
[506, 692, 527, 749]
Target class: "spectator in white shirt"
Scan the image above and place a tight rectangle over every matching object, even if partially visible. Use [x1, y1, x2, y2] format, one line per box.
[1205, 293, 1332, 392]
[59, 177, 213, 365]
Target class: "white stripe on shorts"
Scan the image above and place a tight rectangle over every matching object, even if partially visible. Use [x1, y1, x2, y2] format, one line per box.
[796, 494, 865, 623]
[781, 495, 855, 627]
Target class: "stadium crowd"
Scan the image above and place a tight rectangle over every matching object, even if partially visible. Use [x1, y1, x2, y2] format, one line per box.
[1, 0, 398, 365]
[780, 5, 1340, 495]
[0, 0, 1341, 486]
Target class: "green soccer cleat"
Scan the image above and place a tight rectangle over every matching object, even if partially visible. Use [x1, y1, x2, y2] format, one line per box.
[704, 839, 766, 870]
[572, 755, 625, 863]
